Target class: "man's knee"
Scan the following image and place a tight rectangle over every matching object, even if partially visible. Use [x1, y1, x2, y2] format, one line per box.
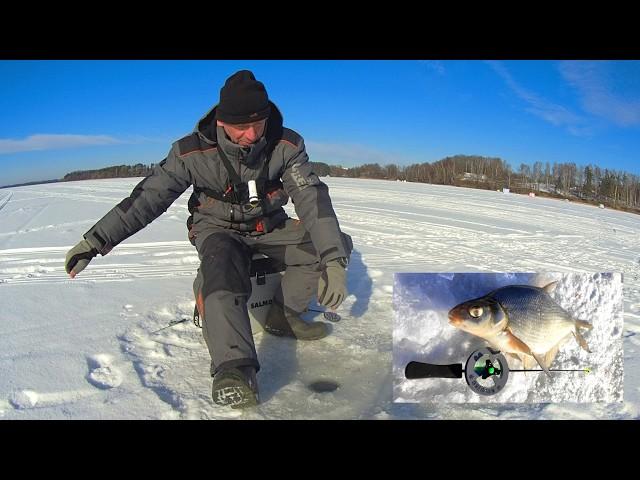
[198, 233, 252, 297]
[282, 232, 352, 267]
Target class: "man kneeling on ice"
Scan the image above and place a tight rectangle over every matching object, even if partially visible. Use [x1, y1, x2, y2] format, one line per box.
[65, 70, 353, 409]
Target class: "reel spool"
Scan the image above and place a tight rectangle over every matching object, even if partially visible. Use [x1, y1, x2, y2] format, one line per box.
[463, 347, 509, 395]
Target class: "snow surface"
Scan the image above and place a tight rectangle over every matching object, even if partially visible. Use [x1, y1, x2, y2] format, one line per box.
[0, 177, 639, 419]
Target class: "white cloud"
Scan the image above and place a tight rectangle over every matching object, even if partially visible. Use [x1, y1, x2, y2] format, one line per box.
[487, 61, 591, 136]
[0, 134, 124, 154]
[559, 60, 640, 127]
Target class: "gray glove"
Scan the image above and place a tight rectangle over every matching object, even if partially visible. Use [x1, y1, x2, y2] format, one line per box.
[317, 259, 347, 309]
[65, 239, 97, 278]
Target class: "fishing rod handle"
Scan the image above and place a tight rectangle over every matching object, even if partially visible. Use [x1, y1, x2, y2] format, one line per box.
[405, 361, 463, 379]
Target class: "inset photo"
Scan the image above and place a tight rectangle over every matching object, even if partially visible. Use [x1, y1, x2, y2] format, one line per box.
[393, 272, 623, 403]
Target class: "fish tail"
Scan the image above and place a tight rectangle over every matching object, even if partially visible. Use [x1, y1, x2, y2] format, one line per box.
[573, 329, 592, 353]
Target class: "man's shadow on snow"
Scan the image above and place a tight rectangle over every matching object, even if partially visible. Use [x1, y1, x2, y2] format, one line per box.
[254, 321, 299, 404]
[256, 249, 373, 402]
[345, 249, 372, 318]
[304, 248, 371, 318]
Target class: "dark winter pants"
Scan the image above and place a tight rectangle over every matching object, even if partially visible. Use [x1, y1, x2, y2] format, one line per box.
[193, 218, 352, 376]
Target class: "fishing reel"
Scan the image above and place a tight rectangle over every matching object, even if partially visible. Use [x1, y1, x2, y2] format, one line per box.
[463, 348, 510, 395]
[405, 347, 510, 396]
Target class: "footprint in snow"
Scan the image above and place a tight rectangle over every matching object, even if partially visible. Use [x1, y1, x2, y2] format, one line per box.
[86, 354, 123, 389]
[9, 390, 40, 409]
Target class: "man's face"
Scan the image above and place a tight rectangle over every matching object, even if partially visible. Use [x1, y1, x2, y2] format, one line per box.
[217, 118, 267, 147]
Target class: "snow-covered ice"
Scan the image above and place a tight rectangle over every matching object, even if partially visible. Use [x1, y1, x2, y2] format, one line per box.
[0, 177, 639, 419]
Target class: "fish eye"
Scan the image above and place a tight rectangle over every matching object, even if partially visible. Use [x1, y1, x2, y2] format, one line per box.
[468, 306, 483, 318]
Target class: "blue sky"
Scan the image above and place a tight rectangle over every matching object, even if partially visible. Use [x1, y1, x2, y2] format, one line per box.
[1, 60, 639, 185]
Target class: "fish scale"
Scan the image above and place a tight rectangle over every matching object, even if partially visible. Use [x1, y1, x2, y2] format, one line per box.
[491, 286, 576, 353]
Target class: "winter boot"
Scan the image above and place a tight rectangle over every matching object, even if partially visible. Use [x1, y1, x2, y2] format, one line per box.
[263, 302, 329, 340]
[211, 366, 259, 409]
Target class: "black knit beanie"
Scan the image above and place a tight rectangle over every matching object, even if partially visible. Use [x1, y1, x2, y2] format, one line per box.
[215, 70, 271, 124]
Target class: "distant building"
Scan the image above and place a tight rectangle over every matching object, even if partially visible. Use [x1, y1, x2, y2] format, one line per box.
[460, 172, 488, 182]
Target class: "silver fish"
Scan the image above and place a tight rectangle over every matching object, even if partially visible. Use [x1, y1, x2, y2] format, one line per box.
[447, 281, 592, 375]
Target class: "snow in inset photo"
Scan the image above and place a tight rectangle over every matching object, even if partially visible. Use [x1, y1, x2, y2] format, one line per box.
[393, 272, 623, 403]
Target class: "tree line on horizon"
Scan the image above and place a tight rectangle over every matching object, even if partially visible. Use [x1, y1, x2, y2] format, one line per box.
[325, 155, 640, 213]
[61, 162, 331, 182]
[63, 163, 155, 181]
[56, 155, 639, 213]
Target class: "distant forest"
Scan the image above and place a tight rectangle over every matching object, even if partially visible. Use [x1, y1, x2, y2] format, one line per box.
[61, 162, 332, 182]
[63, 163, 155, 181]
[326, 155, 640, 214]
[48, 155, 640, 215]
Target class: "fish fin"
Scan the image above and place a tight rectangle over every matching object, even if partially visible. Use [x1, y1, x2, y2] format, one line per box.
[576, 320, 593, 331]
[531, 352, 552, 376]
[505, 352, 521, 364]
[504, 329, 533, 355]
[573, 330, 592, 353]
[542, 281, 559, 293]
[522, 354, 538, 371]
[543, 343, 561, 370]
[505, 329, 554, 375]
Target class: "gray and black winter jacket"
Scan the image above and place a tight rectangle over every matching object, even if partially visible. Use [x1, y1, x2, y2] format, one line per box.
[83, 102, 349, 265]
